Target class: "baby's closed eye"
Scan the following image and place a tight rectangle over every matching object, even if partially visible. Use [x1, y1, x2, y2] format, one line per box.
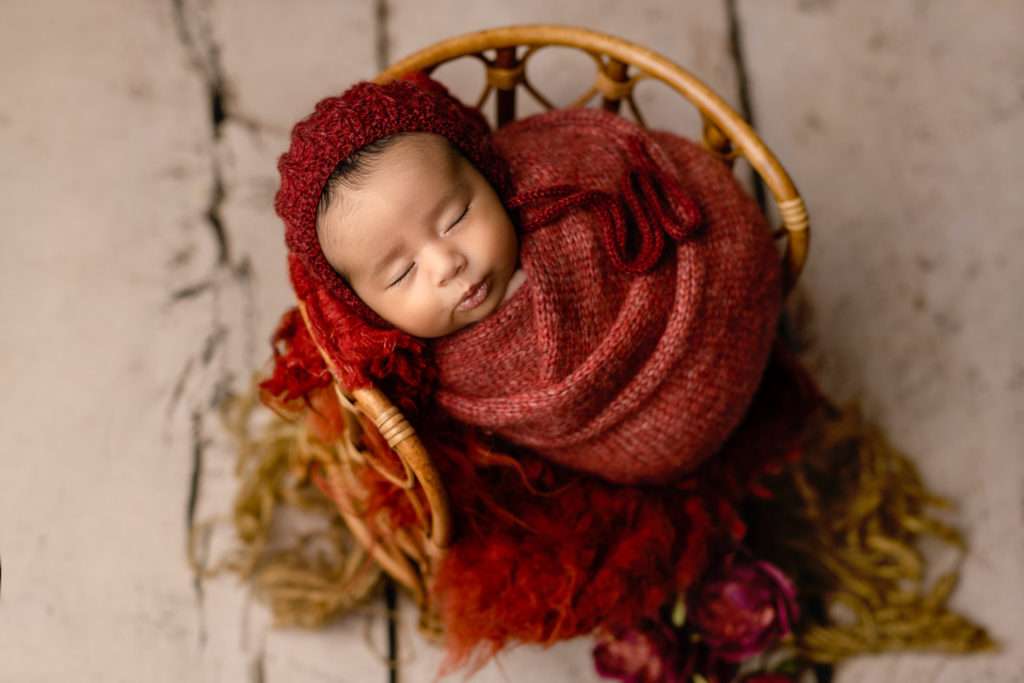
[444, 203, 470, 234]
[388, 263, 414, 287]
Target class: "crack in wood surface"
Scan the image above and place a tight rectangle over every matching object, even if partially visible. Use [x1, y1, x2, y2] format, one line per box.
[725, 0, 767, 211]
[200, 323, 228, 366]
[185, 410, 204, 557]
[171, 0, 231, 265]
[166, 356, 195, 419]
[233, 256, 258, 373]
[249, 649, 266, 683]
[170, 279, 213, 302]
[168, 0, 270, 666]
[186, 409, 208, 649]
[170, 5, 239, 653]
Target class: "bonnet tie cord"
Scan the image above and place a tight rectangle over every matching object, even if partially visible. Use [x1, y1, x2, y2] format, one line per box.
[505, 140, 703, 274]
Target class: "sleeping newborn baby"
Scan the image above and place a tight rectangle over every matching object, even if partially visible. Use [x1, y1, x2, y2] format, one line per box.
[273, 73, 782, 484]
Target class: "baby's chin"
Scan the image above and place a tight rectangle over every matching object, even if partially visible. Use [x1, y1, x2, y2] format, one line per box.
[439, 269, 521, 336]
[406, 269, 525, 338]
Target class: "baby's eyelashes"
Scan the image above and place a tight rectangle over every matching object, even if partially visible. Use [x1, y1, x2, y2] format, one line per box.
[444, 203, 470, 234]
[388, 263, 414, 287]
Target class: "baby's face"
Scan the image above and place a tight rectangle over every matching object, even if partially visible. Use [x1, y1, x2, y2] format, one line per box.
[317, 133, 519, 338]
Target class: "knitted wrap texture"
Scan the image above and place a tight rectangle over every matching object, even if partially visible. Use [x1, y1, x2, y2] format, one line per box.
[431, 109, 782, 483]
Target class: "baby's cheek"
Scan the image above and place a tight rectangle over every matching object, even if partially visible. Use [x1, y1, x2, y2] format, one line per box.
[413, 300, 455, 338]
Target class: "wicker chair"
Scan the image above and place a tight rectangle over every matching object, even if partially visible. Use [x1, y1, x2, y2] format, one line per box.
[299, 24, 810, 620]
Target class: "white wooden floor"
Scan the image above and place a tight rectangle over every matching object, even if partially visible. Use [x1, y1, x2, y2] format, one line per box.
[2, 2, 1022, 681]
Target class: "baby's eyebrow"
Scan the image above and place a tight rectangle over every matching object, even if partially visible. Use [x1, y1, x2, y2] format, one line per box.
[426, 180, 466, 226]
[371, 243, 405, 278]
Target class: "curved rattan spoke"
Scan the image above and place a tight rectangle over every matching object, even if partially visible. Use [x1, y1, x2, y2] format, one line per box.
[393, 526, 428, 568]
[625, 92, 648, 129]
[337, 454, 364, 497]
[570, 85, 600, 108]
[362, 443, 416, 489]
[515, 45, 559, 112]
[342, 408, 400, 482]
[333, 383, 357, 412]
[355, 387, 451, 550]
[520, 44, 541, 61]
[339, 432, 365, 466]
[521, 77, 556, 111]
[323, 462, 424, 600]
[475, 83, 493, 109]
[582, 48, 607, 71]
[403, 483, 429, 530]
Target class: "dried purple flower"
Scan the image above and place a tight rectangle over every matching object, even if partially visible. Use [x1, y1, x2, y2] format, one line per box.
[592, 619, 687, 683]
[592, 618, 739, 683]
[689, 554, 799, 662]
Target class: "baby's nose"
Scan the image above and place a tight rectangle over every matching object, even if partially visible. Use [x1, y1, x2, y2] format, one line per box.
[426, 244, 466, 286]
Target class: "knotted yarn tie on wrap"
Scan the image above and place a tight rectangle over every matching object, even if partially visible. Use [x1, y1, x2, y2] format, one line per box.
[507, 139, 703, 274]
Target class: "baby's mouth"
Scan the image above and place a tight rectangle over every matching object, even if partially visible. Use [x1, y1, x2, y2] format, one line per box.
[456, 277, 490, 312]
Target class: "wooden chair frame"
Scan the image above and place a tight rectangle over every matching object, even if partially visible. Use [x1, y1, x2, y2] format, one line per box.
[307, 24, 811, 608]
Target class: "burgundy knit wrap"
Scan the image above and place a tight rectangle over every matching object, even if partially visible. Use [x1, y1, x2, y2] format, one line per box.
[431, 110, 782, 484]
